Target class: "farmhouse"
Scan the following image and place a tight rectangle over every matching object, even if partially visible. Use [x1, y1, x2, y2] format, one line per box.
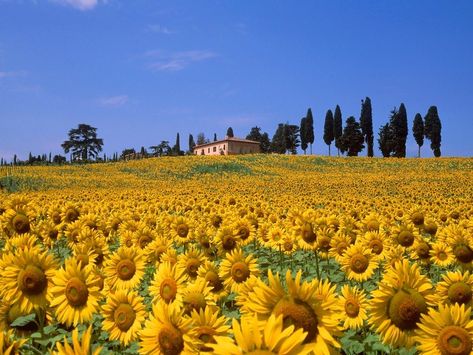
[193, 136, 260, 155]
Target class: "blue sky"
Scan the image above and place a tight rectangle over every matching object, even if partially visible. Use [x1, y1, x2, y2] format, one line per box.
[1, 0, 472, 159]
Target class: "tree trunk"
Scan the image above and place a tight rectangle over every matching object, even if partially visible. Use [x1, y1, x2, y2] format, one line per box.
[328, 144, 331, 157]
[418, 145, 421, 158]
[310, 144, 312, 155]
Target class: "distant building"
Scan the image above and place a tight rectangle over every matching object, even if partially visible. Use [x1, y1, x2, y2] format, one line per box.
[193, 136, 260, 155]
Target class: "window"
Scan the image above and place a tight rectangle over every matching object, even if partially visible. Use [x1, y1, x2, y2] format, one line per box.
[208, 148, 210, 153]
[201, 149, 204, 155]
[223, 145, 225, 150]
[213, 146, 216, 152]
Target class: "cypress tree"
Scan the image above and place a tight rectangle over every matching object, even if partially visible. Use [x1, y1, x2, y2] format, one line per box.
[340, 117, 365, 156]
[424, 106, 442, 157]
[270, 124, 286, 154]
[360, 97, 374, 157]
[390, 103, 408, 157]
[226, 127, 234, 138]
[174, 133, 181, 155]
[323, 110, 334, 156]
[213, 133, 217, 142]
[300, 117, 308, 154]
[378, 123, 393, 157]
[333, 105, 343, 156]
[188, 134, 196, 152]
[305, 108, 314, 154]
[413, 113, 424, 158]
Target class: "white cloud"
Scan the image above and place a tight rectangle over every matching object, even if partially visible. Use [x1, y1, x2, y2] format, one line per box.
[145, 50, 217, 72]
[98, 95, 129, 107]
[0, 70, 27, 79]
[146, 24, 174, 35]
[50, 0, 105, 11]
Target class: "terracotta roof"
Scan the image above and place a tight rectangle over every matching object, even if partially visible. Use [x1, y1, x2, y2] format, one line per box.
[193, 137, 259, 148]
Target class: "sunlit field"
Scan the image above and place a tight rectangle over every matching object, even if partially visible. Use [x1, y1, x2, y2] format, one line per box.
[1, 155, 473, 354]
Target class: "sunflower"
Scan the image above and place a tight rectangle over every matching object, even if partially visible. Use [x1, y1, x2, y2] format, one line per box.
[328, 232, 352, 263]
[444, 225, 473, 268]
[219, 248, 259, 293]
[369, 259, 436, 349]
[414, 304, 473, 355]
[53, 325, 102, 355]
[0, 247, 57, 313]
[197, 261, 228, 302]
[430, 241, 455, 267]
[210, 313, 311, 355]
[181, 278, 216, 316]
[391, 221, 420, 249]
[215, 225, 240, 255]
[266, 225, 285, 249]
[1, 208, 32, 236]
[170, 216, 193, 245]
[232, 218, 255, 246]
[119, 230, 135, 248]
[410, 237, 432, 265]
[340, 244, 378, 282]
[72, 243, 99, 268]
[294, 219, 319, 251]
[2, 233, 39, 254]
[0, 330, 26, 355]
[103, 247, 145, 291]
[338, 285, 368, 330]
[244, 270, 341, 354]
[160, 248, 178, 266]
[143, 236, 172, 264]
[148, 262, 188, 305]
[63, 220, 83, 248]
[361, 230, 389, 259]
[435, 270, 473, 307]
[139, 301, 196, 355]
[102, 289, 146, 346]
[133, 225, 157, 250]
[50, 258, 101, 327]
[189, 306, 231, 352]
[37, 219, 61, 248]
[177, 245, 207, 280]
[60, 203, 81, 224]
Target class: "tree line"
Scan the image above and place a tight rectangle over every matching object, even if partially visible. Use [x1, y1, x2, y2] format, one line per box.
[0, 99, 443, 166]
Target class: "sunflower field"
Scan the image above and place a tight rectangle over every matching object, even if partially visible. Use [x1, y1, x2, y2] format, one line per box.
[0, 155, 472, 355]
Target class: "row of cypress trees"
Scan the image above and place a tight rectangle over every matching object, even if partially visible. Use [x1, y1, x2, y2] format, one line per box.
[315, 98, 442, 157]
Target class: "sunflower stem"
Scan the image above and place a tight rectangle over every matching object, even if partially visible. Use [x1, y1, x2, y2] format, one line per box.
[314, 251, 321, 279]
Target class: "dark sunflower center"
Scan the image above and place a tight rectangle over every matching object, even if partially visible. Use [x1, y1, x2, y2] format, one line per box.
[52, 212, 62, 224]
[65, 277, 89, 307]
[125, 239, 133, 247]
[114, 303, 136, 331]
[448, 282, 472, 305]
[211, 216, 222, 228]
[411, 212, 424, 226]
[160, 278, 177, 303]
[18, 265, 47, 295]
[186, 258, 200, 278]
[49, 229, 58, 240]
[65, 208, 79, 223]
[158, 325, 184, 355]
[76, 254, 90, 266]
[238, 227, 250, 240]
[283, 240, 293, 252]
[274, 298, 319, 343]
[350, 254, 369, 273]
[302, 224, 316, 243]
[318, 236, 331, 251]
[345, 298, 360, 317]
[416, 242, 431, 259]
[397, 230, 414, 247]
[183, 292, 207, 315]
[438, 325, 472, 355]
[370, 240, 383, 254]
[222, 235, 236, 251]
[12, 214, 30, 234]
[231, 261, 250, 283]
[453, 245, 473, 264]
[138, 235, 152, 249]
[388, 288, 427, 330]
[116, 259, 136, 280]
[438, 251, 448, 261]
[198, 327, 216, 352]
[205, 271, 224, 292]
[366, 220, 380, 231]
[424, 223, 437, 236]
[336, 242, 348, 255]
[176, 224, 189, 238]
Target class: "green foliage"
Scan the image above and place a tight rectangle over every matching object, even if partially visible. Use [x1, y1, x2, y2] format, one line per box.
[424, 106, 442, 157]
[10, 313, 36, 327]
[305, 108, 314, 153]
[226, 127, 234, 138]
[323, 109, 334, 155]
[246, 126, 271, 153]
[340, 117, 365, 156]
[333, 105, 343, 155]
[360, 97, 374, 157]
[61, 123, 104, 161]
[300, 117, 308, 153]
[413, 113, 424, 157]
[270, 124, 287, 154]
